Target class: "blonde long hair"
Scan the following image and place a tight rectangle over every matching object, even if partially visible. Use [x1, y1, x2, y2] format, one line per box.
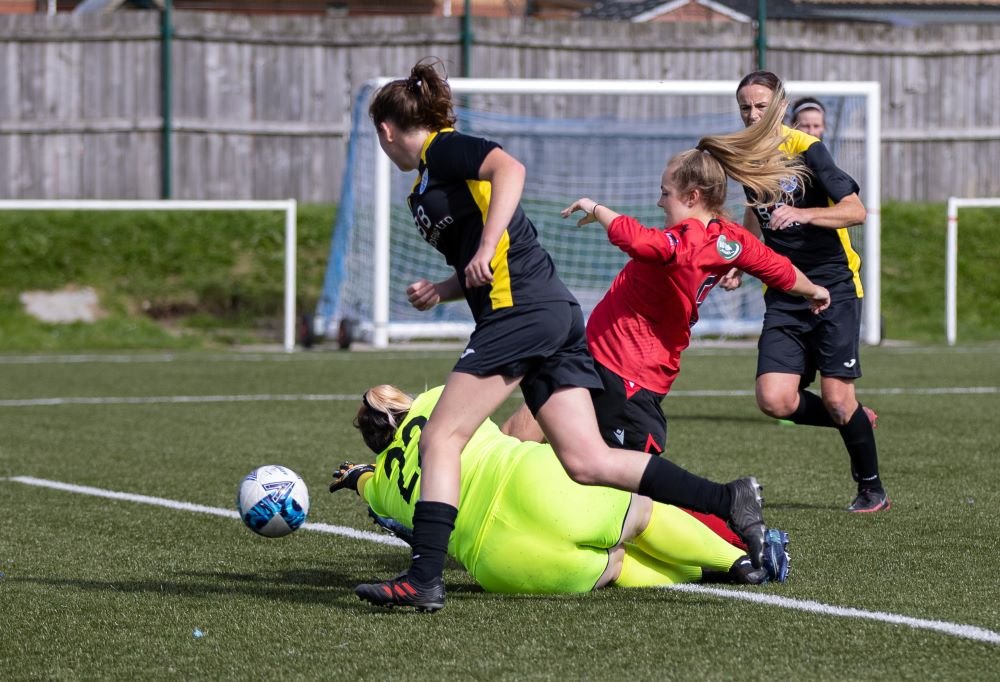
[355, 385, 413, 453]
[671, 82, 809, 213]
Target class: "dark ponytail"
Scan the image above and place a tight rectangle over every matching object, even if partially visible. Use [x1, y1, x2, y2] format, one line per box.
[369, 57, 456, 131]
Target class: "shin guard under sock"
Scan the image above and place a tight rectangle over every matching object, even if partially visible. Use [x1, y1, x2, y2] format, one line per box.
[408, 500, 457, 584]
[637, 456, 731, 519]
[839, 404, 883, 491]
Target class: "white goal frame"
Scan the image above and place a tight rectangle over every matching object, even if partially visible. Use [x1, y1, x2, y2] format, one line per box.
[945, 197, 1000, 346]
[368, 77, 882, 348]
[0, 199, 298, 352]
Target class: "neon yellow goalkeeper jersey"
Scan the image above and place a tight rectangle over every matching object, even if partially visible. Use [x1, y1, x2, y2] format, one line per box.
[362, 386, 632, 593]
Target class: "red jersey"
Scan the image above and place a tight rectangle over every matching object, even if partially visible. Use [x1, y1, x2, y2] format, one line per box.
[586, 215, 798, 395]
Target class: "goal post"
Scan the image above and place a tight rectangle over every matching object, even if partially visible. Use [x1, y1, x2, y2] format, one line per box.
[321, 77, 881, 348]
[0, 199, 298, 352]
[945, 197, 1000, 346]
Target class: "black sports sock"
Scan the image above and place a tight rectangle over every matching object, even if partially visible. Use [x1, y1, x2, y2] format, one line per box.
[839, 404, 882, 491]
[408, 500, 457, 584]
[788, 389, 837, 427]
[637, 456, 731, 518]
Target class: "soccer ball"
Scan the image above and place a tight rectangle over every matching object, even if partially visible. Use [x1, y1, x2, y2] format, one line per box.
[237, 465, 310, 538]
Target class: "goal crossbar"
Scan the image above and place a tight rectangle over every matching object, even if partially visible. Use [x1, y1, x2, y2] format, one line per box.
[366, 78, 882, 348]
[0, 199, 298, 352]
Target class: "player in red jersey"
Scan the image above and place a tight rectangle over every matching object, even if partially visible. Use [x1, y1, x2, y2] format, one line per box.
[503, 90, 830, 548]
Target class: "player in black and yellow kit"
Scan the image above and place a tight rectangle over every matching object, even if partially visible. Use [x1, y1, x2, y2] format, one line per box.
[722, 71, 889, 513]
[332, 385, 783, 594]
[354, 58, 773, 611]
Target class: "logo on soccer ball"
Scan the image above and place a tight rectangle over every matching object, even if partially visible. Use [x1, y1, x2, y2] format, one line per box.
[716, 235, 742, 261]
[261, 479, 295, 504]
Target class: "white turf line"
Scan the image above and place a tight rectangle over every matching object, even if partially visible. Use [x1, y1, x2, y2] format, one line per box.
[4, 476, 999, 647]
[5, 475, 406, 548]
[0, 386, 997, 408]
[0, 345, 996, 365]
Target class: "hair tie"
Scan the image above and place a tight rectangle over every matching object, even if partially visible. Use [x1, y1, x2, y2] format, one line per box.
[362, 391, 375, 410]
[407, 78, 422, 93]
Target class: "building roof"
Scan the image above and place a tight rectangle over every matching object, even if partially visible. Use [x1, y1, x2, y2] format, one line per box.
[582, 0, 1000, 23]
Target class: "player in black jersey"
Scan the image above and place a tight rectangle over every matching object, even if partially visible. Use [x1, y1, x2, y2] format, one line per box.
[352, 58, 772, 611]
[722, 71, 889, 514]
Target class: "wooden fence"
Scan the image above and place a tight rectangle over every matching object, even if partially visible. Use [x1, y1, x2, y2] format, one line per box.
[1, 12, 998, 202]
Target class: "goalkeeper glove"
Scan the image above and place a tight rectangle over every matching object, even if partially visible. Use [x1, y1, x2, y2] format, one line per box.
[329, 461, 375, 495]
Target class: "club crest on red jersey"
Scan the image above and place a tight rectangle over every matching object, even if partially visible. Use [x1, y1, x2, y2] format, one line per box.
[716, 235, 742, 261]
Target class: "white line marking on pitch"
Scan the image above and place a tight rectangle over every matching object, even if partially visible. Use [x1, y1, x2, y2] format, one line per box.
[669, 584, 1000, 645]
[0, 394, 360, 407]
[0, 351, 454, 365]
[0, 353, 276, 364]
[4, 476, 406, 548]
[3, 476, 997, 646]
[670, 386, 999, 398]
[0, 386, 997, 408]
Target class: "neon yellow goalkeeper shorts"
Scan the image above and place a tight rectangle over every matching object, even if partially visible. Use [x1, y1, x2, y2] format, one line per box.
[464, 443, 632, 594]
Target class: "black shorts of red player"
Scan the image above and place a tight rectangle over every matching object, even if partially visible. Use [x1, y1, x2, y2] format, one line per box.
[590, 360, 668, 455]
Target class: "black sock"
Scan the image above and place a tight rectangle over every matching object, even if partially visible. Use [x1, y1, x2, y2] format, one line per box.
[839, 404, 882, 491]
[408, 500, 457, 584]
[637, 456, 730, 518]
[788, 390, 836, 427]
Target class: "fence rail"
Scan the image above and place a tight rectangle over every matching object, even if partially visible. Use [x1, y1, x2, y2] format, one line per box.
[1, 13, 998, 202]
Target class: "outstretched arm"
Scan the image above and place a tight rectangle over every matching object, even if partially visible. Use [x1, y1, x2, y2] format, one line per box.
[786, 267, 830, 314]
[562, 197, 622, 231]
[720, 209, 763, 291]
[566, 197, 681, 263]
[329, 461, 375, 496]
[734, 234, 829, 315]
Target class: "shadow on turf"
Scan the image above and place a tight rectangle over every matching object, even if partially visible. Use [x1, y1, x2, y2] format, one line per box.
[669, 415, 766, 425]
[766, 501, 849, 511]
[10, 553, 488, 612]
[12, 571, 747, 616]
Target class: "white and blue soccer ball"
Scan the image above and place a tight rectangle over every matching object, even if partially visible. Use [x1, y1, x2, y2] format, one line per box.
[237, 465, 310, 538]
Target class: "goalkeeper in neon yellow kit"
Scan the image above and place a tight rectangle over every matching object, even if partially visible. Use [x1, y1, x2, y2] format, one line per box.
[331, 385, 789, 598]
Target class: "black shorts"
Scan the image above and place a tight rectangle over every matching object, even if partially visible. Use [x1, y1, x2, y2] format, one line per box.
[590, 361, 667, 454]
[757, 296, 863, 386]
[453, 301, 602, 414]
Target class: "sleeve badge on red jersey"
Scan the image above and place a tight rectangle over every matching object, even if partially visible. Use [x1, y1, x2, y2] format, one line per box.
[716, 235, 742, 261]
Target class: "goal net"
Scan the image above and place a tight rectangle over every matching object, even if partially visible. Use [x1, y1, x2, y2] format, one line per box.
[318, 79, 880, 348]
